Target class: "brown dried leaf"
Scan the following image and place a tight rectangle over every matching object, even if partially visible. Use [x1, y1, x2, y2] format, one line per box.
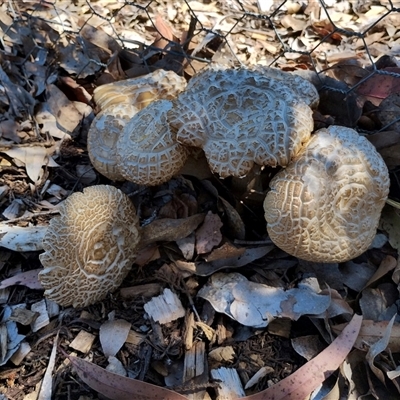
[333, 318, 400, 353]
[195, 212, 223, 254]
[380, 206, 400, 251]
[378, 92, 400, 130]
[79, 23, 121, 54]
[242, 314, 362, 400]
[153, 14, 176, 50]
[0, 269, 43, 290]
[357, 69, 400, 106]
[46, 84, 83, 137]
[140, 214, 205, 246]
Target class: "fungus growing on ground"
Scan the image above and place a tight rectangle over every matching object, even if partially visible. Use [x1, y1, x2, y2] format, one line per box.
[264, 126, 390, 263]
[116, 100, 189, 186]
[87, 69, 187, 182]
[39, 185, 141, 308]
[92, 69, 187, 111]
[87, 103, 138, 181]
[168, 67, 317, 177]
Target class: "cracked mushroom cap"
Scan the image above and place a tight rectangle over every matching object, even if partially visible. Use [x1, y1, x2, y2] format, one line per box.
[264, 126, 390, 263]
[168, 67, 315, 178]
[116, 99, 189, 186]
[39, 185, 141, 308]
[87, 103, 139, 181]
[88, 69, 187, 181]
[93, 69, 187, 111]
[252, 66, 319, 109]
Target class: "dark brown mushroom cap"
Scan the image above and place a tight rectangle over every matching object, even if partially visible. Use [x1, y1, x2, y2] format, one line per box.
[39, 185, 141, 308]
[168, 67, 315, 178]
[264, 126, 390, 263]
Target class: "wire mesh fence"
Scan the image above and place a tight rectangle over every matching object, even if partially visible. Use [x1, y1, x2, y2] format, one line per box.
[1, 1, 399, 86]
[0, 0, 399, 178]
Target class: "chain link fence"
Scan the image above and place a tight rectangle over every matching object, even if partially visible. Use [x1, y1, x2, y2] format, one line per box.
[1, 1, 399, 114]
[0, 0, 399, 191]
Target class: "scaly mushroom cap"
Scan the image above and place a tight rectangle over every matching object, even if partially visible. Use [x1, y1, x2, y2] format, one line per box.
[88, 70, 187, 182]
[93, 69, 187, 111]
[116, 99, 189, 186]
[264, 126, 390, 263]
[253, 66, 319, 109]
[168, 68, 315, 177]
[39, 185, 141, 308]
[87, 103, 139, 181]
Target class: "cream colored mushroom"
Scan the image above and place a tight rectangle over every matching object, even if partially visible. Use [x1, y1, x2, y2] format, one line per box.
[39, 185, 141, 308]
[92, 69, 187, 111]
[168, 67, 316, 178]
[87, 69, 187, 181]
[87, 103, 138, 181]
[264, 126, 390, 263]
[116, 99, 190, 186]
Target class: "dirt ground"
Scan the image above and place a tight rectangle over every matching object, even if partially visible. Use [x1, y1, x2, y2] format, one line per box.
[0, 0, 400, 399]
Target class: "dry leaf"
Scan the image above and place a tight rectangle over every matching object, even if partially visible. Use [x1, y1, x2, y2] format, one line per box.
[140, 214, 205, 246]
[366, 314, 396, 384]
[198, 273, 331, 327]
[37, 332, 59, 400]
[100, 319, 131, 358]
[195, 211, 223, 254]
[67, 354, 188, 399]
[242, 314, 362, 400]
[0, 225, 48, 252]
[3, 146, 58, 183]
[0, 269, 43, 290]
[379, 206, 400, 251]
[332, 318, 400, 353]
[46, 84, 83, 137]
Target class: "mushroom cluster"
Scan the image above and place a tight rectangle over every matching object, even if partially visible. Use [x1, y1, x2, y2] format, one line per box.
[86, 66, 389, 264]
[39, 66, 391, 308]
[88, 66, 319, 184]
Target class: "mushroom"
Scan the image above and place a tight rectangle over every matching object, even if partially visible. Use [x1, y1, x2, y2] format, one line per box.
[87, 69, 187, 181]
[92, 69, 187, 111]
[39, 185, 141, 308]
[264, 126, 390, 263]
[87, 103, 138, 181]
[116, 99, 190, 186]
[168, 67, 316, 178]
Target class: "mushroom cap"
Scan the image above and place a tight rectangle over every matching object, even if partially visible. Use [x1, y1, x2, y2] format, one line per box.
[39, 185, 141, 308]
[264, 126, 390, 263]
[87, 103, 139, 181]
[116, 99, 189, 186]
[88, 70, 187, 182]
[252, 66, 319, 109]
[168, 67, 314, 177]
[93, 69, 187, 111]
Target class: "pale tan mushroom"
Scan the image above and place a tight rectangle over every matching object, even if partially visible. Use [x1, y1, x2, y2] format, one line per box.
[92, 69, 187, 111]
[168, 67, 316, 178]
[264, 126, 390, 263]
[88, 69, 187, 181]
[39, 185, 141, 308]
[87, 103, 138, 181]
[116, 99, 190, 186]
